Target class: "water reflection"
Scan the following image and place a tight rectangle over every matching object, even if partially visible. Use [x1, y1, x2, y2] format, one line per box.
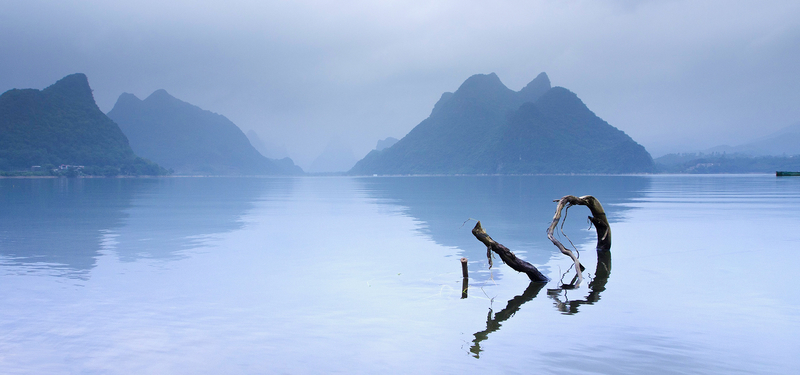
[548, 250, 611, 315]
[358, 175, 648, 280]
[466, 250, 611, 358]
[0, 178, 135, 275]
[470, 281, 546, 358]
[110, 177, 289, 262]
[0, 177, 286, 276]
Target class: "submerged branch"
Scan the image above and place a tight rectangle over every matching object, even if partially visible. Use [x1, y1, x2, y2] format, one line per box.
[472, 221, 548, 282]
[547, 195, 612, 288]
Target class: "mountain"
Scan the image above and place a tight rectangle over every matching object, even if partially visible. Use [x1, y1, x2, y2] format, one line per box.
[654, 120, 800, 173]
[375, 137, 398, 151]
[0, 73, 165, 175]
[654, 152, 800, 173]
[108, 90, 302, 175]
[703, 121, 800, 156]
[307, 137, 358, 173]
[246, 129, 290, 159]
[349, 72, 653, 175]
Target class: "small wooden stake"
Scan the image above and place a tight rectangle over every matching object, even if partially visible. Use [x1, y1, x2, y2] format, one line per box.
[460, 257, 469, 299]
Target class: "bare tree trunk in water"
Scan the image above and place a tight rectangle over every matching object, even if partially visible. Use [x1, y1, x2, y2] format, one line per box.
[470, 195, 610, 286]
[471, 221, 549, 283]
[547, 195, 611, 288]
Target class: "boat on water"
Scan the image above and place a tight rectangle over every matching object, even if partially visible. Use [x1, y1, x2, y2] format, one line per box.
[776, 171, 800, 176]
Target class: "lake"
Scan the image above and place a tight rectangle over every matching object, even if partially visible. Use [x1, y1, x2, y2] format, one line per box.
[1, 175, 798, 374]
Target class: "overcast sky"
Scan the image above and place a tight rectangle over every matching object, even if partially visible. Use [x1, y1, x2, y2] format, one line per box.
[2, 0, 799, 167]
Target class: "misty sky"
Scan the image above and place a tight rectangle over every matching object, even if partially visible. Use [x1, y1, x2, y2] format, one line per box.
[2, 0, 799, 167]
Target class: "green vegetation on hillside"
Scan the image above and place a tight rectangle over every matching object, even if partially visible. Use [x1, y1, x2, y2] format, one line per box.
[0, 74, 168, 176]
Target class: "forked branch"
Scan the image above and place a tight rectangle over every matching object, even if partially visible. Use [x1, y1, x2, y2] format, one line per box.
[547, 195, 611, 288]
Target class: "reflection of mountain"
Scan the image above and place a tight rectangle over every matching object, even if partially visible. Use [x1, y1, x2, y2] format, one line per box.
[357, 175, 649, 279]
[0, 178, 136, 274]
[111, 177, 290, 261]
[0, 177, 283, 276]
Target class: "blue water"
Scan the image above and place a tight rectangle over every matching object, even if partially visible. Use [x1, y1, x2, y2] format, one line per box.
[1, 175, 798, 373]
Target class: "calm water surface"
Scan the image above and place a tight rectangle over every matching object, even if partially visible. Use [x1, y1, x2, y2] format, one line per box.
[0, 175, 798, 374]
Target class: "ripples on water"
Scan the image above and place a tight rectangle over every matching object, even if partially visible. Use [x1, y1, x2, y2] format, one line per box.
[0, 175, 798, 373]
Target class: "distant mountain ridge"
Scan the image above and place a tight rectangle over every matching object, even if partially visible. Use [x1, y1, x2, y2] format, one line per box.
[246, 129, 290, 160]
[0, 73, 165, 175]
[653, 120, 800, 173]
[375, 137, 398, 151]
[350, 72, 653, 174]
[702, 121, 800, 156]
[307, 137, 358, 173]
[108, 90, 302, 175]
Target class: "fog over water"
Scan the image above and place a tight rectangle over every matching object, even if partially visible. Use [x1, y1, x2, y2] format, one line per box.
[2, 1, 799, 167]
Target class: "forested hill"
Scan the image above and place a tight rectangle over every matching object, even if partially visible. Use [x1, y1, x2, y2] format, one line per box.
[0, 73, 165, 175]
[108, 90, 302, 175]
[350, 72, 654, 175]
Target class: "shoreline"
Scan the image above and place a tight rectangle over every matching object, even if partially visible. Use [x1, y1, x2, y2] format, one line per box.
[0, 172, 780, 179]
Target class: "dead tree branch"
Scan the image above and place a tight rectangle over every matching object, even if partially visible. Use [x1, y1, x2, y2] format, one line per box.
[547, 195, 611, 288]
[472, 221, 548, 282]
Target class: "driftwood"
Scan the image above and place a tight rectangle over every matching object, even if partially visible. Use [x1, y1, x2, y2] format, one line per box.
[471, 221, 549, 282]
[547, 195, 611, 288]
[469, 195, 610, 286]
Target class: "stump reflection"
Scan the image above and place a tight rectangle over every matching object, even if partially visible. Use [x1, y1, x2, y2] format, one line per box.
[548, 250, 612, 315]
[470, 281, 546, 358]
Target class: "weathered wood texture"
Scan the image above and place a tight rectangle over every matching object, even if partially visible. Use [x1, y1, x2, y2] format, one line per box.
[547, 195, 611, 287]
[460, 257, 469, 299]
[471, 221, 549, 282]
